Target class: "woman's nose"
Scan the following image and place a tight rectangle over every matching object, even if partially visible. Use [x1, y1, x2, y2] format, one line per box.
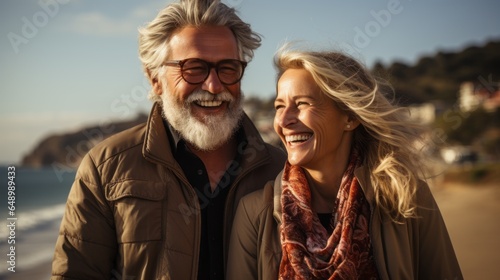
[276, 106, 298, 128]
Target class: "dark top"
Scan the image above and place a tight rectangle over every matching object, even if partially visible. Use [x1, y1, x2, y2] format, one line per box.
[166, 121, 246, 280]
[317, 213, 334, 234]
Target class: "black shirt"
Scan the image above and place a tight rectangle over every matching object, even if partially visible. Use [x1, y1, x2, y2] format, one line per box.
[167, 121, 246, 280]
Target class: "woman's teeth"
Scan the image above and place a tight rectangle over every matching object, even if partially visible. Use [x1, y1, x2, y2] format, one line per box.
[285, 134, 312, 143]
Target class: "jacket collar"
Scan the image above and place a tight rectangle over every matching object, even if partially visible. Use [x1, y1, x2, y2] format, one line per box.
[142, 102, 178, 168]
[272, 165, 375, 224]
[142, 102, 273, 171]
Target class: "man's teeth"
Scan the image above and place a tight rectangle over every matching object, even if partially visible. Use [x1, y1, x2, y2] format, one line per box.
[286, 134, 312, 143]
[195, 100, 223, 107]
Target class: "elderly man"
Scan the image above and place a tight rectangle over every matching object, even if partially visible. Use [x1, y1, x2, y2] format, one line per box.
[51, 0, 285, 279]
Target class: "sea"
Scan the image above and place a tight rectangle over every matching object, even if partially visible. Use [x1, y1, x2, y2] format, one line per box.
[0, 165, 76, 278]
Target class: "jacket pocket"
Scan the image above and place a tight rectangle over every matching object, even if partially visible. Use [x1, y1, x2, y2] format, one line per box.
[106, 180, 166, 243]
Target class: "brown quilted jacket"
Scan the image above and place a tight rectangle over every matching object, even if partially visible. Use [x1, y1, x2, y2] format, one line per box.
[227, 168, 463, 280]
[51, 103, 286, 280]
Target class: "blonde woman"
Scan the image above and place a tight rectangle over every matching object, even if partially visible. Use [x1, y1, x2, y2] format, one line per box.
[227, 47, 462, 279]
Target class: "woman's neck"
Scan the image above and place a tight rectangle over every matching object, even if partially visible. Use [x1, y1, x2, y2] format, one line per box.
[306, 169, 342, 213]
[304, 155, 350, 213]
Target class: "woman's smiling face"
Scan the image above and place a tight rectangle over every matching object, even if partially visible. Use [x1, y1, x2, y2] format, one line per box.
[274, 68, 355, 169]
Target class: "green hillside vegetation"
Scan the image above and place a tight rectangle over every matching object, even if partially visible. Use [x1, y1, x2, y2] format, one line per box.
[372, 40, 500, 105]
[372, 40, 500, 158]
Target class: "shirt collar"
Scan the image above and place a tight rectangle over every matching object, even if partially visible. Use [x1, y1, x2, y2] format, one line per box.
[163, 118, 183, 151]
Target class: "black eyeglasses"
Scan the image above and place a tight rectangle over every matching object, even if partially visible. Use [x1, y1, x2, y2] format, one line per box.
[163, 58, 247, 85]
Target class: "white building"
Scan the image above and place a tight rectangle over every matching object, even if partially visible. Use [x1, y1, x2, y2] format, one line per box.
[458, 82, 481, 112]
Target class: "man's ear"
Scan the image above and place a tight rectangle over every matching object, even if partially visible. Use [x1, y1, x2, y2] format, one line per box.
[146, 68, 163, 95]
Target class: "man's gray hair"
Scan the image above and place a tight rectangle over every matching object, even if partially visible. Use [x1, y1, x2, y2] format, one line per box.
[138, 0, 261, 101]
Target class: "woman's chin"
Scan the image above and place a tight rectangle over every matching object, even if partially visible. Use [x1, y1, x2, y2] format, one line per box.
[287, 152, 312, 167]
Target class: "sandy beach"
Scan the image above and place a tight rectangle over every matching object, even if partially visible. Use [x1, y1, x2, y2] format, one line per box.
[432, 180, 500, 280]
[2, 180, 499, 280]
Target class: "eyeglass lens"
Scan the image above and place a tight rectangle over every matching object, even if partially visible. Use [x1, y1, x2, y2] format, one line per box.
[181, 59, 244, 85]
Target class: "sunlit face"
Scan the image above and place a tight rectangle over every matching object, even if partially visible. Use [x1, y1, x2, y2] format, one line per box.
[274, 69, 355, 169]
[153, 26, 244, 150]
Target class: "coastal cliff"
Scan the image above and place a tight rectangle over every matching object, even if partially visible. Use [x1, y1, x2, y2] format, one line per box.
[21, 113, 148, 169]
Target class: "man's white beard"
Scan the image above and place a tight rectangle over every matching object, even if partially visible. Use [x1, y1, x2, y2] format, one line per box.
[160, 87, 243, 151]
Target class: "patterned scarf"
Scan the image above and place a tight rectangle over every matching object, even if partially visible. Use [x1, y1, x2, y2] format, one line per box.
[279, 150, 378, 279]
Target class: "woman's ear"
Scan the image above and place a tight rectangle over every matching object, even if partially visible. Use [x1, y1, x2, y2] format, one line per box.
[345, 114, 361, 131]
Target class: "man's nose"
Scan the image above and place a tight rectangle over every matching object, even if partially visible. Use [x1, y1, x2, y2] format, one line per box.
[201, 68, 224, 94]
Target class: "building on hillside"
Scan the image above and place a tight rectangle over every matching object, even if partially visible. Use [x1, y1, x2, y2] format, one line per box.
[458, 80, 500, 112]
[408, 102, 437, 125]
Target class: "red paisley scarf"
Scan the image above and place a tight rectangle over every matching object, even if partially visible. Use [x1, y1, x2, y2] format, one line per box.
[279, 150, 378, 279]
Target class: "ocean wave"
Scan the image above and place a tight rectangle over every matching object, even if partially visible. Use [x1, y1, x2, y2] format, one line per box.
[0, 203, 66, 241]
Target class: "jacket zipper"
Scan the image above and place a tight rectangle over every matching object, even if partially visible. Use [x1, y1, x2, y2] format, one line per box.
[155, 165, 200, 280]
[153, 153, 271, 278]
[222, 156, 270, 270]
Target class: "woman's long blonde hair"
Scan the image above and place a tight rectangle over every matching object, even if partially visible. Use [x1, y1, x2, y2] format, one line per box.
[275, 45, 427, 219]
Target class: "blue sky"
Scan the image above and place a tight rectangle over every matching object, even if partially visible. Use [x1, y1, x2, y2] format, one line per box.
[1, 0, 499, 164]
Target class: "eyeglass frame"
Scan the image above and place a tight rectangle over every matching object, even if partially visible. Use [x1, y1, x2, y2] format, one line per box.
[163, 58, 248, 85]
